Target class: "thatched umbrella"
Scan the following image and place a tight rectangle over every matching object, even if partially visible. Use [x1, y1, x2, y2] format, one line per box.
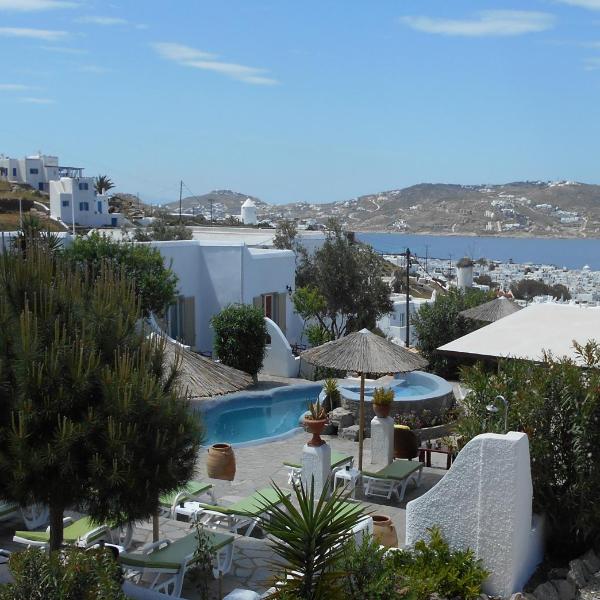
[301, 329, 428, 470]
[460, 297, 522, 324]
[163, 340, 252, 398]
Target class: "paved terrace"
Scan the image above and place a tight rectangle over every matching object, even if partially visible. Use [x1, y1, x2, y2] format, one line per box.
[0, 431, 448, 598]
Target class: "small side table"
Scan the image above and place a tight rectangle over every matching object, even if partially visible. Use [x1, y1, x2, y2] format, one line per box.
[418, 446, 456, 470]
[333, 467, 361, 499]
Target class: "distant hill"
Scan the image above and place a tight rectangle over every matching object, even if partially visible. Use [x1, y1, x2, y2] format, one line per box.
[162, 181, 600, 238]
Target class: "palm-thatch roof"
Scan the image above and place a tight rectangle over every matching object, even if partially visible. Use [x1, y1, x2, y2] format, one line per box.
[460, 297, 522, 323]
[301, 328, 428, 373]
[163, 340, 252, 398]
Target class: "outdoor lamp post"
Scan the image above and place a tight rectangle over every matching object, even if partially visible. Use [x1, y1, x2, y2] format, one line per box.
[486, 394, 509, 433]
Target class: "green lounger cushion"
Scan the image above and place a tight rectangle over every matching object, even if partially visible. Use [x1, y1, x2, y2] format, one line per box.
[198, 487, 289, 517]
[15, 516, 103, 544]
[333, 501, 365, 519]
[0, 502, 19, 518]
[119, 530, 233, 571]
[283, 451, 353, 470]
[159, 481, 213, 508]
[362, 460, 421, 481]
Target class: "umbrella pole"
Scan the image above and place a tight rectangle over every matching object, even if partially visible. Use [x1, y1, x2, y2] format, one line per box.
[358, 372, 365, 471]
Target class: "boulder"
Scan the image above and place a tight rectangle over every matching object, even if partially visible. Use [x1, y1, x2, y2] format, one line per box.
[581, 549, 600, 575]
[533, 582, 559, 600]
[329, 407, 354, 431]
[340, 425, 361, 441]
[568, 558, 591, 588]
[551, 579, 576, 600]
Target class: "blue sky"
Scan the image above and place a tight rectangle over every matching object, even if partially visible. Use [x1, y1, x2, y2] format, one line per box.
[1, 0, 600, 204]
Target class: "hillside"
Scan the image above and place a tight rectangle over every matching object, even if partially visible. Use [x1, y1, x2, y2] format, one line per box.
[162, 190, 266, 221]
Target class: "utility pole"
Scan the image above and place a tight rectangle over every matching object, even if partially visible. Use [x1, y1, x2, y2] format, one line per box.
[179, 180, 183, 224]
[425, 244, 429, 273]
[405, 248, 411, 348]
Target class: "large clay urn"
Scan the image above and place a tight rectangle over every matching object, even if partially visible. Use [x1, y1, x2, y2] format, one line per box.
[304, 418, 327, 447]
[373, 403, 391, 419]
[394, 425, 418, 459]
[206, 443, 236, 481]
[372, 514, 398, 548]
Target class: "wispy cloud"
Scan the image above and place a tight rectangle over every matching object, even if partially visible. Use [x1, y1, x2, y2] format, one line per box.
[556, 0, 600, 9]
[0, 83, 30, 91]
[0, 0, 76, 10]
[400, 10, 555, 37]
[0, 27, 68, 41]
[20, 97, 54, 104]
[583, 56, 600, 70]
[76, 15, 127, 25]
[152, 42, 279, 85]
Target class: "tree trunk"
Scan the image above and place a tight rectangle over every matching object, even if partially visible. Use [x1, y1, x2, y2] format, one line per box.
[152, 511, 160, 542]
[49, 503, 64, 552]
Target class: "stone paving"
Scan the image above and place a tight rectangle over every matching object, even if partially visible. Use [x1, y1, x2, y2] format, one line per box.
[0, 430, 448, 599]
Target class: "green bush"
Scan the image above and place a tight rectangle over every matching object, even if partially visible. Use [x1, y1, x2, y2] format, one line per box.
[211, 304, 268, 381]
[339, 528, 487, 600]
[458, 341, 600, 557]
[0, 547, 126, 599]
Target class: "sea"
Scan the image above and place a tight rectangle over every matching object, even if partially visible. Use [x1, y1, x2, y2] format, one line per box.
[357, 233, 600, 271]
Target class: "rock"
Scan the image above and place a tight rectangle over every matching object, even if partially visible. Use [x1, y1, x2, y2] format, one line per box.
[222, 590, 260, 600]
[340, 425, 361, 441]
[582, 549, 600, 575]
[551, 579, 576, 600]
[509, 593, 525, 600]
[322, 422, 336, 435]
[568, 558, 591, 588]
[549, 568, 569, 580]
[533, 582, 559, 600]
[329, 407, 354, 431]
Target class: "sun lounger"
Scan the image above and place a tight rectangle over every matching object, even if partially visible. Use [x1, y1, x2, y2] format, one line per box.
[13, 515, 110, 548]
[0, 500, 49, 530]
[283, 451, 354, 485]
[362, 460, 423, 503]
[119, 530, 234, 597]
[179, 487, 291, 537]
[159, 481, 215, 519]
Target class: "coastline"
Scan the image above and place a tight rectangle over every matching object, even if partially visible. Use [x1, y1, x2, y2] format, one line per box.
[352, 229, 598, 241]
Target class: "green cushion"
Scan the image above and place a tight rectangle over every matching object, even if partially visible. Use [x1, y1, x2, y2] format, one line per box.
[159, 481, 213, 507]
[283, 451, 353, 470]
[119, 531, 234, 571]
[362, 460, 421, 481]
[198, 487, 289, 517]
[333, 500, 364, 519]
[15, 516, 102, 544]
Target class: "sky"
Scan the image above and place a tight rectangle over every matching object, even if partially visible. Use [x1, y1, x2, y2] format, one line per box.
[1, 0, 600, 205]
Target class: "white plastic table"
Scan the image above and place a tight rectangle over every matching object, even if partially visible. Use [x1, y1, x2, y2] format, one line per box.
[333, 467, 361, 499]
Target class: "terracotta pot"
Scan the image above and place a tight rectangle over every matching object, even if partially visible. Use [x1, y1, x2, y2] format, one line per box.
[304, 418, 327, 447]
[394, 427, 418, 459]
[206, 443, 236, 481]
[372, 514, 398, 548]
[373, 403, 391, 418]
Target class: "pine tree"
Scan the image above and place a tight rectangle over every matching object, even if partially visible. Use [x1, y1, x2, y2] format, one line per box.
[0, 247, 201, 550]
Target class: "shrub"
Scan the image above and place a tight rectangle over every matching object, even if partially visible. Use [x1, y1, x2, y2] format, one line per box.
[211, 304, 268, 382]
[0, 547, 126, 599]
[373, 387, 394, 405]
[458, 341, 600, 557]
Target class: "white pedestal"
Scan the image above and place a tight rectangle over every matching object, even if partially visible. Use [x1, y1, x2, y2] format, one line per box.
[370, 416, 394, 465]
[301, 442, 331, 497]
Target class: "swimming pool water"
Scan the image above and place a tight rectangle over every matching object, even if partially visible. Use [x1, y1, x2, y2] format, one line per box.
[344, 384, 432, 399]
[200, 385, 321, 446]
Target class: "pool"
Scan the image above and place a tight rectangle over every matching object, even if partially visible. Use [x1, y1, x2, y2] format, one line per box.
[334, 371, 454, 424]
[197, 384, 322, 446]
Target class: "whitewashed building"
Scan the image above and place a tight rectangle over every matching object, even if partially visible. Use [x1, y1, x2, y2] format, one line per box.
[377, 294, 434, 346]
[0, 153, 62, 192]
[50, 177, 115, 227]
[150, 240, 303, 361]
[240, 198, 258, 225]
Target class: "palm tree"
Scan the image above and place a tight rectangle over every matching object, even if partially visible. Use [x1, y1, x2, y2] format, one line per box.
[95, 174, 115, 195]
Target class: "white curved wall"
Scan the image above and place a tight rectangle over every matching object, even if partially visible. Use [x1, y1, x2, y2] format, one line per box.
[406, 431, 543, 598]
[261, 317, 300, 378]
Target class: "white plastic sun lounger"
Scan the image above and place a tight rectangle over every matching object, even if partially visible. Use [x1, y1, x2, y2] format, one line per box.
[13, 515, 110, 549]
[362, 460, 423, 503]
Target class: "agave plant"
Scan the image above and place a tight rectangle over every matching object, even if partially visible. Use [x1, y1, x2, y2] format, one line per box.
[306, 398, 327, 420]
[257, 480, 365, 600]
[323, 378, 340, 412]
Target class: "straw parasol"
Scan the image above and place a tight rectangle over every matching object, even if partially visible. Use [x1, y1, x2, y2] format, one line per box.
[301, 329, 428, 470]
[163, 339, 252, 398]
[459, 297, 522, 324]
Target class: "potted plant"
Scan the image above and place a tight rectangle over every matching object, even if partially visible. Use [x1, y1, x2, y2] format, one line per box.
[304, 399, 328, 447]
[323, 378, 341, 412]
[372, 387, 394, 419]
